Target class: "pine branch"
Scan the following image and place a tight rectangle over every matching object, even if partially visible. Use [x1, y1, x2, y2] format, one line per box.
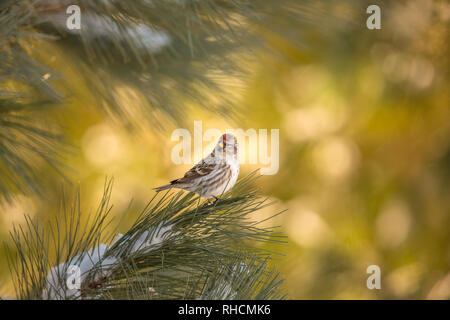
[0, 2, 68, 201]
[26, 0, 346, 128]
[6, 173, 286, 300]
[30, 0, 257, 127]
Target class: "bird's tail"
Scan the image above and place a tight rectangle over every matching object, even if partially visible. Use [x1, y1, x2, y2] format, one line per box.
[153, 184, 173, 192]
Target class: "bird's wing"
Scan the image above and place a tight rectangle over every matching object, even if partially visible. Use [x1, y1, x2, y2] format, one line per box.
[171, 160, 216, 185]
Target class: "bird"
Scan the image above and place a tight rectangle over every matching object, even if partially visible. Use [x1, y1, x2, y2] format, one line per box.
[154, 133, 240, 203]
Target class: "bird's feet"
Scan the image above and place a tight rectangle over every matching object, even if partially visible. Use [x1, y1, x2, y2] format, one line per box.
[207, 197, 219, 206]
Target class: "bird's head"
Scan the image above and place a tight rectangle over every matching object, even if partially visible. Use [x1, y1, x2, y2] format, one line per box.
[215, 133, 238, 159]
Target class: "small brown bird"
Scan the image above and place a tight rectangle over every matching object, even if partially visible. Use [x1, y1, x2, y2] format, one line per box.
[154, 133, 240, 202]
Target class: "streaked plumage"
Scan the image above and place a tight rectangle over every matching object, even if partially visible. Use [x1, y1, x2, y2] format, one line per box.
[154, 133, 239, 199]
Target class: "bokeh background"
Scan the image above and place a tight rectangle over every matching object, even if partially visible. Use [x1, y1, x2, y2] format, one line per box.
[1, 0, 449, 299]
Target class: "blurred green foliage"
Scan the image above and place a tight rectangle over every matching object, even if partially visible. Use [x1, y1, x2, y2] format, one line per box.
[1, 0, 449, 299]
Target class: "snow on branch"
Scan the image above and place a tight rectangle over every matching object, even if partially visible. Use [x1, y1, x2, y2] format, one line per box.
[43, 223, 177, 299]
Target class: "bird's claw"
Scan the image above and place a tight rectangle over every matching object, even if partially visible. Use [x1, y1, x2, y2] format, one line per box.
[207, 197, 219, 206]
